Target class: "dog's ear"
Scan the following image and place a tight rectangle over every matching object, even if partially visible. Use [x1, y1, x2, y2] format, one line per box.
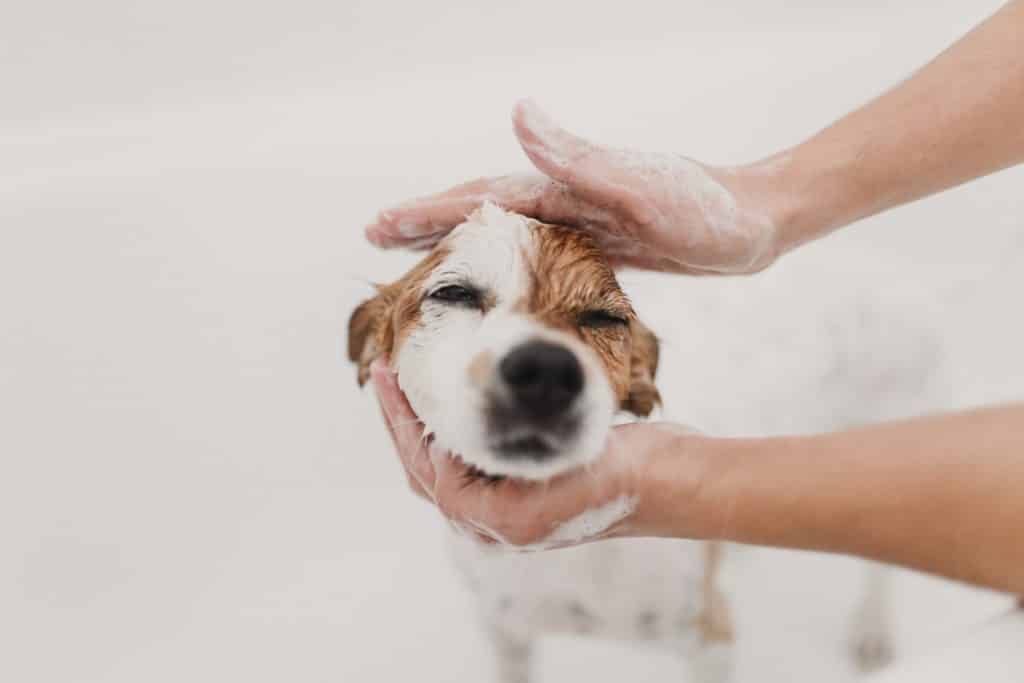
[621, 318, 661, 417]
[347, 289, 392, 386]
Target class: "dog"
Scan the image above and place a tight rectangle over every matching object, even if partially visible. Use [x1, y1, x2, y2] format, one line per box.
[347, 202, 937, 681]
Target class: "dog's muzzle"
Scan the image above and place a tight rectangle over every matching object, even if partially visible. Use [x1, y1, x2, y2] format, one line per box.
[486, 340, 584, 461]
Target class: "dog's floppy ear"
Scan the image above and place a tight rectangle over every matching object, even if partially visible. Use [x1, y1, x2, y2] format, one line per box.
[347, 289, 392, 386]
[621, 318, 661, 417]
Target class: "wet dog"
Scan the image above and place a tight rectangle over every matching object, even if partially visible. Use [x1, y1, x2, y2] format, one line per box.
[347, 202, 923, 681]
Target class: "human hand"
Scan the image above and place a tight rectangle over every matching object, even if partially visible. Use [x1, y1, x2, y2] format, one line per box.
[369, 358, 712, 549]
[365, 99, 785, 275]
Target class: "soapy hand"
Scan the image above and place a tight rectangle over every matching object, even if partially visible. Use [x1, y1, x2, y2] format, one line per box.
[365, 99, 782, 274]
[370, 358, 708, 549]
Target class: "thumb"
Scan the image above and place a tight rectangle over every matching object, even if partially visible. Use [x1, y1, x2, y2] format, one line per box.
[512, 98, 591, 180]
[512, 99, 633, 211]
[369, 358, 420, 449]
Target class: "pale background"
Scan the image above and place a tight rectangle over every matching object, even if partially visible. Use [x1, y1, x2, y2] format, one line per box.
[2, 1, 1021, 681]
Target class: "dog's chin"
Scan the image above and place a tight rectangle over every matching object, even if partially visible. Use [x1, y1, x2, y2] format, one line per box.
[486, 427, 568, 471]
[436, 422, 608, 482]
[489, 433, 557, 461]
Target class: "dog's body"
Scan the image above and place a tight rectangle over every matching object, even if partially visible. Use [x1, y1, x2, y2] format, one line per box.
[451, 533, 728, 683]
[348, 203, 943, 682]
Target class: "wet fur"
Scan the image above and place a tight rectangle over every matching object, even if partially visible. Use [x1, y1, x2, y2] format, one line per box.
[346, 204, 909, 681]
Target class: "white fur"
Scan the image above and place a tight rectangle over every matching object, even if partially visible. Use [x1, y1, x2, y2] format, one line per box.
[451, 533, 708, 647]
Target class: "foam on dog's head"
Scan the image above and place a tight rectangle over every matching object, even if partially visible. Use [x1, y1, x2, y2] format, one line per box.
[348, 202, 660, 479]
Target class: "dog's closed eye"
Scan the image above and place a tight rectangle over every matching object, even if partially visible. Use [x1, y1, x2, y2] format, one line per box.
[429, 284, 482, 308]
[578, 309, 629, 329]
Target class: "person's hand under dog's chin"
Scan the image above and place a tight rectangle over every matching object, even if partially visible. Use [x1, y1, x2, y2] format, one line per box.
[369, 358, 712, 550]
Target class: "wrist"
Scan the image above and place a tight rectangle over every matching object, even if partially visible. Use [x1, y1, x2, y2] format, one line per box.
[725, 143, 864, 261]
[629, 427, 737, 540]
[632, 430, 812, 546]
[671, 431, 867, 553]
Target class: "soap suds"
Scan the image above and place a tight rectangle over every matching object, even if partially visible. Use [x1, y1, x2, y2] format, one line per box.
[614, 150, 741, 240]
[455, 495, 639, 552]
[514, 99, 581, 170]
[486, 175, 549, 204]
[514, 99, 778, 272]
[542, 494, 638, 547]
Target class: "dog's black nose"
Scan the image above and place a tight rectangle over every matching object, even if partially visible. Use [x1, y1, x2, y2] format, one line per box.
[499, 341, 584, 418]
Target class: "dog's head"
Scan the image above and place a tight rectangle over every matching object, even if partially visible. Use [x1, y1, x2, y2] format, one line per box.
[348, 202, 660, 480]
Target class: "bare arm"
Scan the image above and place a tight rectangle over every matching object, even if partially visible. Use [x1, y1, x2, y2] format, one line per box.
[367, 1, 1024, 274]
[373, 363, 1024, 595]
[365, 3, 1024, 595]
[641, 404, 1024, 595]
[759, 0, 1024, 251]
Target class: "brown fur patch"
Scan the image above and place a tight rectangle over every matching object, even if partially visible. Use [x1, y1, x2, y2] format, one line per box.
[523, 223, 660, 415]
[622, 319, 661, 416]
[346, 247, 449, 385]
[347, 295, 390, 386]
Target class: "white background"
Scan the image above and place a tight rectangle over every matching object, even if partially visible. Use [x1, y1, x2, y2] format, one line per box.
[2, 1, 1021, 681]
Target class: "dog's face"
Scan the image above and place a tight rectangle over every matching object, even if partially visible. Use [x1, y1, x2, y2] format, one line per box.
[349, 203, 659, 480]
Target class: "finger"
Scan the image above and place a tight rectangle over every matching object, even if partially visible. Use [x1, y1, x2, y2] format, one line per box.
[369, 358, 437, 492]
[451, 520, 499, 545]
[428, 448, 477, 493]
[512, 99, 593, 179]
[371, 384, 433, 502]
[427, 449, 502, 525]
[365, 181, 487, 249]
[405, 472, 432, 501]
[365, 175, 554, 249]
[606, 253, 723, 276]
[451, 439, 645, 547]
[405, 436, 440, 501]
[370, 359, 420, 448]
[512, 99, 640, 215]
[372, 371, 402, 451]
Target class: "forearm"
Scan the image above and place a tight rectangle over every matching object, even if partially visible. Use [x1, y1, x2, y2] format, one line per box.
[662, 404, 1024, 594]
[743, 0, 1024, 253]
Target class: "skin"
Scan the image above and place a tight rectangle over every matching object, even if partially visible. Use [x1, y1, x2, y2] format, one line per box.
[366, 0, 1024, 594]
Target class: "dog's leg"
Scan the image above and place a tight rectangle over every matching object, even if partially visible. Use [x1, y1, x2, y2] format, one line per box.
[686, 542, 734, 683]
[849, 561, 895, 673]
[488, 628, 533, 683]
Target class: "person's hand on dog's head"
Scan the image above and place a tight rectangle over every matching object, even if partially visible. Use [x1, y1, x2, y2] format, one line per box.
[370, 357, 710, 550]
[364, 99, 783, 276]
